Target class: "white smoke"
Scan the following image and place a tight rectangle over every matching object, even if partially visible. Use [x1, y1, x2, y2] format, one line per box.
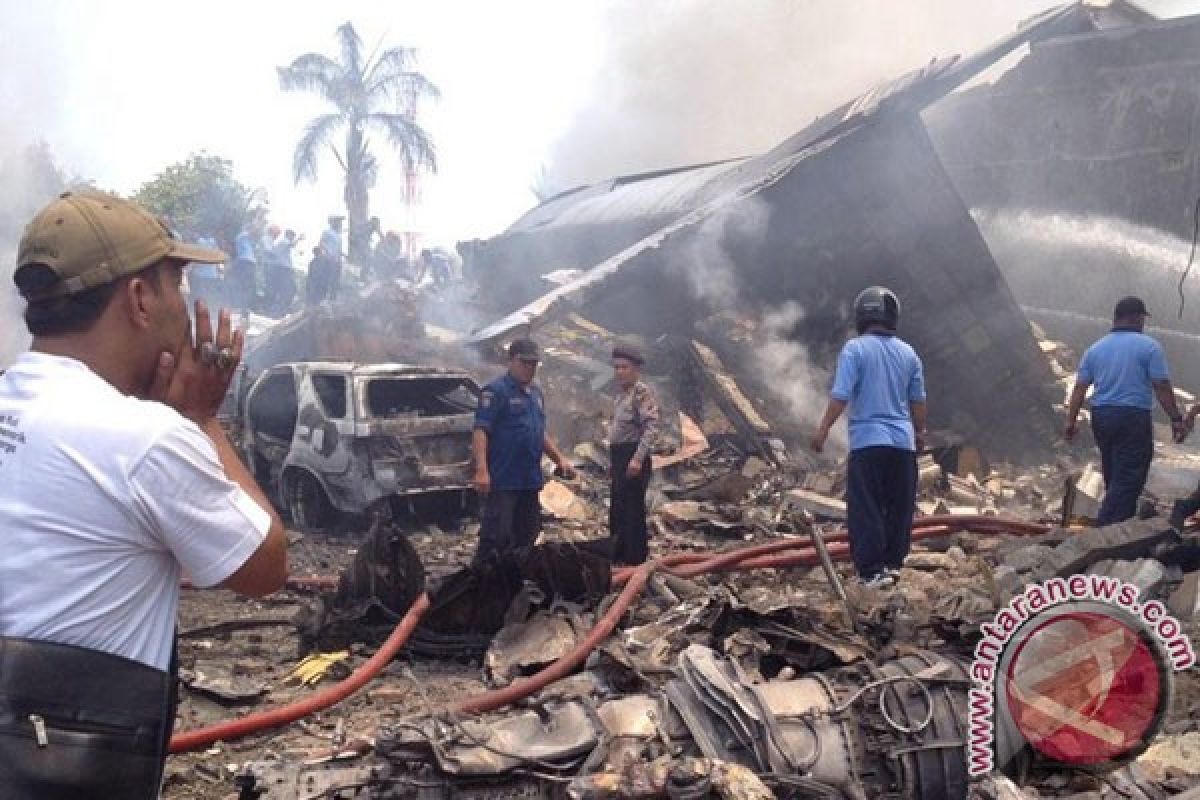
[754, 302, 846, 455]
[0, 252, 24, 369]
[667, 196, 769, 311]
[543, 0, 1055, 192]
[663, 196, 844, 449]
[975, 208, 1200, 330]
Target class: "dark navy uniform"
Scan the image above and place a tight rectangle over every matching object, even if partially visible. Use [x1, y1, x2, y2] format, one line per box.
[472, 373, 546, 563]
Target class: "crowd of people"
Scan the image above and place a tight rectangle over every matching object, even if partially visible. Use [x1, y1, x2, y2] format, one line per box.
[184, 213, 458, 319]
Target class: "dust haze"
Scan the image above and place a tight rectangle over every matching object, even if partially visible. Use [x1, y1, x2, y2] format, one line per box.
[542, 0, 1054, 192]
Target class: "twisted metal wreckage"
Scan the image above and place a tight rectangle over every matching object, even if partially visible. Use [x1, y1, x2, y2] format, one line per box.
[224, 513, 1198, 799]
[195, 3, 1200, 798]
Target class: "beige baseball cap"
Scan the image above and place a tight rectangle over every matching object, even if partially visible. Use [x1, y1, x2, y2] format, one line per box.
[16, 190, 226, 301]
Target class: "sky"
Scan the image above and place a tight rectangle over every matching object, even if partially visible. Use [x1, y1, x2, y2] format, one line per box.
[0, 0, 1072, 248]
[0, 0, 608, 247]
[2, 0, 1161, 366]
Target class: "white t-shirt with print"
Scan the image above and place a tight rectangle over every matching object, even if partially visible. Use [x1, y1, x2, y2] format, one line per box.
[0, 352, 271, 671]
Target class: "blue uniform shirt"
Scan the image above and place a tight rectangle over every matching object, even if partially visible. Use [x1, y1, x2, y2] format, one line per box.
[830, 333, 926, 452]
[320, 227, 343, 263]
[1077, 330, 1169, 411]
[233, 231, 256, 263]
[474, 372, 547, 491]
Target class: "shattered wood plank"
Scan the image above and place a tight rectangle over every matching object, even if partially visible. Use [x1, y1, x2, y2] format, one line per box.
[685, 340, 786, 464]
[687, 341, 770, 435]
[786, 488, 847, 521]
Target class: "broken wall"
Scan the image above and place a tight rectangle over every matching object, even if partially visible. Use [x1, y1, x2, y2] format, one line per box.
[925, 14, 1200, 336]
[927, 14, 1200, 242]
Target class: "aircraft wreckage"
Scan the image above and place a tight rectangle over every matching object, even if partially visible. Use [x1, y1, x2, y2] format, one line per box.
[201, 6, 1200, 799]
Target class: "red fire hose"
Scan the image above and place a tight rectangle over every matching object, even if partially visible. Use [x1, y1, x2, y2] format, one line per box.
[454, 560, 656, 715]
[169, 593, 431, 753]
[168, 514, 1050, 753]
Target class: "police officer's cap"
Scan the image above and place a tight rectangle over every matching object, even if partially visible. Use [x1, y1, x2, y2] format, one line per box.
[1114, 296, 1150, 318]
[508, 338, 540, 362]
[612, 343, 645, 366]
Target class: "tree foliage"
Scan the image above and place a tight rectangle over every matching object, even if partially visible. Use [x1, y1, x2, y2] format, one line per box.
[133, 153, 265, 249]
[278, 21, 438, 262]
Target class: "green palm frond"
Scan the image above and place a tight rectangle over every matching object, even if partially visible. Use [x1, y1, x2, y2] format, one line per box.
[293, 113, 345, 183]
[335, 22, 364, 81]
[278, 21, 437, 231]
[367, 67, 441, 108]
[366, 112, 437, 173]
[277, 53, 346, 108]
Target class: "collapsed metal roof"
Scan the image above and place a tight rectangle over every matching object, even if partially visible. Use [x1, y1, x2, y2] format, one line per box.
[461, 5, 1098, 462]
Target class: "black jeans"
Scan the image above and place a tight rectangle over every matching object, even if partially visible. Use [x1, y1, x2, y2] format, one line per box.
[609, 443, 652, 565]
[305, 256, 341, 307]
[472, 489, 542, 565]
[1091, 406, 1153, 526]
[846, 446, 917, 580]
[227, 258, 257, 311]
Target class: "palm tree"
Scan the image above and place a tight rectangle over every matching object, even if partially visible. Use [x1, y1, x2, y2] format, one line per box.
[278, 22, 438, 263]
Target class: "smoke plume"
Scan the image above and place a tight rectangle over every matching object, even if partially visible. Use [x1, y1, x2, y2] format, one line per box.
[664, 196, 843, 452]
[0, 143, 70, 367]
[542, 0, 1053, 192]
[667, 196, 769, 311]
[755, 301, 845, 454]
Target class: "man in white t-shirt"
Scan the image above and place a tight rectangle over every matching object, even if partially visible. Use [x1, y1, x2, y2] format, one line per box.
[0, 190, 287, 798]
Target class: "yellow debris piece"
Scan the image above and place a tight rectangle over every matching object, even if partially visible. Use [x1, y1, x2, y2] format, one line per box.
[286, 651, 351, 686]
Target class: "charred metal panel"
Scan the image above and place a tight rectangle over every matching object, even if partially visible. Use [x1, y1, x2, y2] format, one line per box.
[303, 542, 612, 657]
[927, 13, 1200, 244]
[742, 114, 1060, 461]
[462, 11, 1098, 461]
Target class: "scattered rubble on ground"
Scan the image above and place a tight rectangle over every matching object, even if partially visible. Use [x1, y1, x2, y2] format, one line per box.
[164, 8, 1200, 796]
[165, 307, 1200, 798]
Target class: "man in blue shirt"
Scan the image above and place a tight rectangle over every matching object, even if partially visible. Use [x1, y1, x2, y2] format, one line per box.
[1065, 296, 1185, 525]
[306, 215, 344, 307]
[471, 338, 576, 564]
[229, 225, 259, 311]
[811, 287, 926, 589]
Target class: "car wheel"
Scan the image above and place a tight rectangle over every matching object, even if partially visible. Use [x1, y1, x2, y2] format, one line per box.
[287, 471, 334, 532]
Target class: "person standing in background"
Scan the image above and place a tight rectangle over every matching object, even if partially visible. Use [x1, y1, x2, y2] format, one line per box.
[1064, 296, 1186, 525]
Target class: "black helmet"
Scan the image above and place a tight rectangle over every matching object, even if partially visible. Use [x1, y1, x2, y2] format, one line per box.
[854, 286, 900, 334]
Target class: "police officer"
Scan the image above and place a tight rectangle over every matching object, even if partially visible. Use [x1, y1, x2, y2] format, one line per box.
[811, 287, 926, 589]
[471, 339, 576, 564]
[608, 343, 660, 565]
[1065, 296, 1186, 525]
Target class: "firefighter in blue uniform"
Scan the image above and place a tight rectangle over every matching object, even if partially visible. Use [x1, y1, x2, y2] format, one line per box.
[471, 338, 576, 564]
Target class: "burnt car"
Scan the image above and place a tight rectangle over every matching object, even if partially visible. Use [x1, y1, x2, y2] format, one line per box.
[241, 362, 480, 530]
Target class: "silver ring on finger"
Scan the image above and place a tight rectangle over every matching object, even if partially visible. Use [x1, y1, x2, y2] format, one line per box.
[216, 347, 236, 370]
[199, 342, 218, 366]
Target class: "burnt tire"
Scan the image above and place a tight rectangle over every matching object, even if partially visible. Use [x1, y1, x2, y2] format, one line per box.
[287, 471, 335, 532]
